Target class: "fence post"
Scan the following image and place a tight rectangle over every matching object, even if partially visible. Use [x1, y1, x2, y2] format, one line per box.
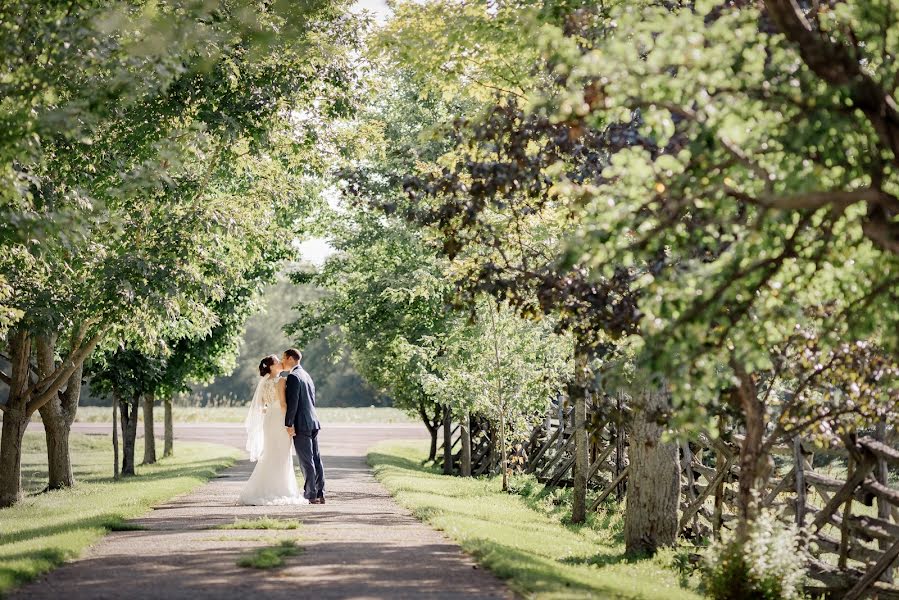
[544, 402, 552, 438]
[568, 344, 590, 523]
[557, 402, 565, 452]
[615, 391, 626, 501]
[793, 437, 806, 529]
[460, 412, 471, 477]
[712, 415, 726, 539]
[838, 454, 855, 570]
[876, 421, 893, 583]
[442, 409, 453, 475]
[682, 441, 698, 533]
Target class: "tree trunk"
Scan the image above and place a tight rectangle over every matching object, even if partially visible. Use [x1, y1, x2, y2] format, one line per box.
[0, 325, 105, 507]
[163, 396, 173, 458]
[0, 406, 28, 507]
[460, 412, 472, 477]
[442, 408, 453, 475]
[37, 337, 82, 491]
[119, 393, 140, 476]
[500, 410, 508, 491]
[112, 394, 120, 480]
[418, 402, 440, 462]
[142, 393, 156, 465]
[571, 346, 589, 523]
[0, 330, 32, 507]
[624, 385, 679, 555]
[730, 363, 768, 543]
[43, 418, 75, 489]
[427, 427, 438, 462]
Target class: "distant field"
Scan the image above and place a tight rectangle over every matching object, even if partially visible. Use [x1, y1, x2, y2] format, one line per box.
[67, 406, 417, 424]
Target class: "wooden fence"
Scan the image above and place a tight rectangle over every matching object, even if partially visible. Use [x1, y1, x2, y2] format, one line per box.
[436, 400, 899, 599]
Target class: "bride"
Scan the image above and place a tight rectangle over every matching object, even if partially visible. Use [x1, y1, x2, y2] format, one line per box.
[238, 354, 307, 505]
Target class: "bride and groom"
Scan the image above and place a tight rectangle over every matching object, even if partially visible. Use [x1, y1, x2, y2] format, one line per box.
[238, 348, 326, 506]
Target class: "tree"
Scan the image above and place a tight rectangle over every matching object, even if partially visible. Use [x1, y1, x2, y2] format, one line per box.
[526, 0, 899, 413]
[89, 349, 164, 476]
[420, 299, 571, 490]
[0, 0, 358, 506]
[151, 267, 287, 458]
[400, 96, 652, 524]
[289, 211, 454, 460]
[623, 384, 680, 554]
[503, 0, 899, 540]
[375, 2, 657, 526]
[192, 278, 382, 408]
[379, 0, 899, 549]
[286, 61, 472, 458]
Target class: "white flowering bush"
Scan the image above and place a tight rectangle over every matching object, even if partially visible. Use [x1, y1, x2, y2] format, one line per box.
[703, 509, 808, 600]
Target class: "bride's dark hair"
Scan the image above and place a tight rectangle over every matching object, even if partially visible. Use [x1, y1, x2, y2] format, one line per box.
[258, 355, 277, 377]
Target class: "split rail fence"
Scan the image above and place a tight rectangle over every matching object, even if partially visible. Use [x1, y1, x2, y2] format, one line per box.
[435, 399, 899, 599]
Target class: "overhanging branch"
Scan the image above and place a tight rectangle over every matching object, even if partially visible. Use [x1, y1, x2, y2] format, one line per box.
[862, 218, 899, 255]
[26, 328, 107, 415]
[26, 322, 89, 398]
[726, 186, 899, 213]
[765, 0, 899, 160]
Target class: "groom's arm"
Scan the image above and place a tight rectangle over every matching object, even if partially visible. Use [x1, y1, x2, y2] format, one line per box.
[285, 374, 300, 428]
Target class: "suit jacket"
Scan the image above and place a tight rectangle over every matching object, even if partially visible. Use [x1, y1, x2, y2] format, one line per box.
[285, 365, 321, 433]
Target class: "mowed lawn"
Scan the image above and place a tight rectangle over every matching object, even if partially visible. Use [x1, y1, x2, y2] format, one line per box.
[368, 441, 704, 600]
[0, 432, 239, 594]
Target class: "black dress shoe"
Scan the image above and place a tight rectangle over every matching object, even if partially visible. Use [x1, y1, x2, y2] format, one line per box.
[314, 497, 326, 504]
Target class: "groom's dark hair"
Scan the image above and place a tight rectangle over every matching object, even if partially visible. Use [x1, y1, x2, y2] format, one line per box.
[284, 348, 302, 362]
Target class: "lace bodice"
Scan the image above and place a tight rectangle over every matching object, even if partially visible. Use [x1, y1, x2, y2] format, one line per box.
[239, 375, 304, 506]
[259, 376, 283, 411]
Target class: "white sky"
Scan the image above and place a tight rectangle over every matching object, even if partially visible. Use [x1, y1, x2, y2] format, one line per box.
[351, 0, 392, 22]
[297, 237, 335, 266]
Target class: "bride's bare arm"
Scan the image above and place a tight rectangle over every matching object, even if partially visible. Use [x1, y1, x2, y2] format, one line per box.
[277, 378, 287, 411]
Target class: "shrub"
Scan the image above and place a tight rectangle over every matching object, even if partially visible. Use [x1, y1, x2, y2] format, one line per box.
[703, 510, 807, 600]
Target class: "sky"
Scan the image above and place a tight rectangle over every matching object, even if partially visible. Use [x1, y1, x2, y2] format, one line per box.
[297, 237, 336, 267]
[352, 0, 392, 22]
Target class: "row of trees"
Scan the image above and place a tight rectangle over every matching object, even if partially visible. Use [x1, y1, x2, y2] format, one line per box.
[191, 278, 383, 408]
[288, 0, 899, 591]
[0, 0, 358, 506]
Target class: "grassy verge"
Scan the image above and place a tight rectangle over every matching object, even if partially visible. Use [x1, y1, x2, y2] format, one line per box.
[67, 406, 416, 424]
[214, 517, 300, 530]
[0, 432, 239, 594]
[236, 540, 302, 569]
[368, 441, 704, 600]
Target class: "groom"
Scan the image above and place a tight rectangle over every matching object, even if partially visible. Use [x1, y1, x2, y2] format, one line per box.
[282, 348, 325, 504]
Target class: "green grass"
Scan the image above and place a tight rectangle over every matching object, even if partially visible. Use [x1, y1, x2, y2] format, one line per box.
[214, 517, 300, 530]
[200, 534, 293, 542]
[0, 432, 240, 595]
[368, 441, 705, 600]
[236, 540, 302, 569]
[68, 406, 416, 424]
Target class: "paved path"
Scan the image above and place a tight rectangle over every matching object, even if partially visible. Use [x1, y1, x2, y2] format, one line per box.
[14, 423, 511, 599]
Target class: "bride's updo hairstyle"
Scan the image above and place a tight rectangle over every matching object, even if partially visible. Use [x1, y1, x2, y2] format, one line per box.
[258, 355, 277, 377]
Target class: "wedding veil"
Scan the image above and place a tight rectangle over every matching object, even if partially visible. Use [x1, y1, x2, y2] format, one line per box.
[244, 376, 268, 462]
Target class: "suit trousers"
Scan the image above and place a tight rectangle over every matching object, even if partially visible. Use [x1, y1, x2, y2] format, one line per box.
[293, 429, 325, 500]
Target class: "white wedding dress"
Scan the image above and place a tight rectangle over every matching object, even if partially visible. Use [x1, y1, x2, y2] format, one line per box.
[238, 376, 307, 506]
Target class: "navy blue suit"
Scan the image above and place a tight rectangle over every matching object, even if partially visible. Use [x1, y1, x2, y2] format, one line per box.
[285, 365, 324, 500]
